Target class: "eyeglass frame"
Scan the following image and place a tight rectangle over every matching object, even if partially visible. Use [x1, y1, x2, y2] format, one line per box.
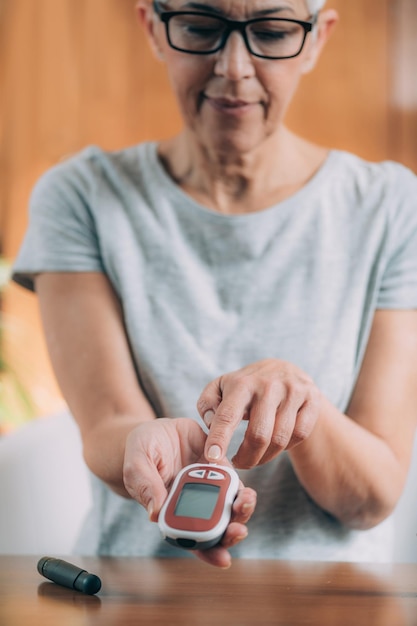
[152, 1, 318, 60]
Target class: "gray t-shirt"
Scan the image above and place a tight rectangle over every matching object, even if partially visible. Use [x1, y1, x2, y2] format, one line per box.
[13, 142, 417, 561]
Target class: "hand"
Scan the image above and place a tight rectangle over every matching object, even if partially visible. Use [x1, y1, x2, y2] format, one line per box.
[197, 359, 321, 469]
[123, 418, 257, 568]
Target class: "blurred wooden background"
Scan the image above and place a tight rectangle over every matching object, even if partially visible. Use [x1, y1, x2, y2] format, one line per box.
[0, 0, 416, 420]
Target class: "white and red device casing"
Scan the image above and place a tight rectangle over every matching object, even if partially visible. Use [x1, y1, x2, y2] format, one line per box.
[158, 463, 240, 550]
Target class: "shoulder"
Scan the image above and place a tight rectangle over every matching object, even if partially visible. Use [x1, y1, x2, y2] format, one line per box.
[320, 151, 417, 228]
[31, 142, 155, 203]
[326, 150, 417, 196]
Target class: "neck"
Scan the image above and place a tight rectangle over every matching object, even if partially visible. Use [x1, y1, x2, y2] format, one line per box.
[157, 127, 327, 215]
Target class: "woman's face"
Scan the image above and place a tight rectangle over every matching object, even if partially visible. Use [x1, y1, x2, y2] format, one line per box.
[141, 0, 333, 156]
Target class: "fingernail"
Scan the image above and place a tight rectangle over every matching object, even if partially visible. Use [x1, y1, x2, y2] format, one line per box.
[207, 444, 222, 461]
[242, 503, 253, 512]
[147, 502, 154, 521]
[203, 410, 215, 427]
[229, 531, 248, 548]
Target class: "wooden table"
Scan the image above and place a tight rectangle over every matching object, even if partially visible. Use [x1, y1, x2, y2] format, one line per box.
[1, 556, 417, 625]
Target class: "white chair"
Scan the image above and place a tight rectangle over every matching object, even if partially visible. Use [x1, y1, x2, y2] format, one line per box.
[0, 411, 415, 560]
[0, 410, 92, 555]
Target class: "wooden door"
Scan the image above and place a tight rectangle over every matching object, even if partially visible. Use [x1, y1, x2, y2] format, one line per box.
[0, 0, 416, 420]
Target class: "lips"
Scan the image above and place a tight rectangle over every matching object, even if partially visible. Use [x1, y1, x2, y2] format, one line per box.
[203, 95, 259, 113]
[208, 97, 252, 107]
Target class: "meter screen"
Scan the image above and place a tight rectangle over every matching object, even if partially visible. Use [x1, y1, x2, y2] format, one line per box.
[174, 483, 220, 520]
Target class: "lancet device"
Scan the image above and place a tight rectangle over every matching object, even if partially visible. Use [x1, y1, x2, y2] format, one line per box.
[37, 557, 101, 595]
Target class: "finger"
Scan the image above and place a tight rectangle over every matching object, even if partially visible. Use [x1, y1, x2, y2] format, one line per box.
[257, 397, 315, 466]
[285, 399, 319, 449]
[123, 452, 168, 522]
[221, 522, 249, 549]
[231, 486, 257, 524]
[196, 378, 223, 428]
[194, 545, 232, 569]
[233, 391, 300, 468]
[204, 389, 251, 462]
[230, 394, 277, 469]
[194, 522, 249, 569]
[174, 417, 210, 461]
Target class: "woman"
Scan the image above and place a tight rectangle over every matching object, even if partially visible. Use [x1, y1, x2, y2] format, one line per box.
[13, 0, 417, 569]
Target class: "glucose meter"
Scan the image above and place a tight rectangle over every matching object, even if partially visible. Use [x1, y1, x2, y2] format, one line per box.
[158, 463, 240, 550]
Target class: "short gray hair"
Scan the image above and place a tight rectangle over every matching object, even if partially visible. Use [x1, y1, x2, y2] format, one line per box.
[306, 0, 326, 13]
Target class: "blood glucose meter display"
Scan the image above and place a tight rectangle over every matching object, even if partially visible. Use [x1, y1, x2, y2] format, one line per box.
[158, 463, 240, 550]
[174, 483, 220, 520]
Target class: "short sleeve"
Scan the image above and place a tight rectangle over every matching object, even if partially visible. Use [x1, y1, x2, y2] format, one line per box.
[12, 150, 104, 292]
[377, 164, 417, 309]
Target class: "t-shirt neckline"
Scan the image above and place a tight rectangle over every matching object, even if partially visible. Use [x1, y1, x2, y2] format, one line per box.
[143, 141, 338, 222]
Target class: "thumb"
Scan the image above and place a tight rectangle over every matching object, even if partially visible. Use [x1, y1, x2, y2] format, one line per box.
[125, 454, 168, 522]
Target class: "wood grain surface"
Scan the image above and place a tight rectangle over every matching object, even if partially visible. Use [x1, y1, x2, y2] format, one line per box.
[1, 556, 417, 625]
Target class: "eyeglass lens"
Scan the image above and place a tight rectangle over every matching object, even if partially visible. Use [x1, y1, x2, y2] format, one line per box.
[167, 15, 307, 58]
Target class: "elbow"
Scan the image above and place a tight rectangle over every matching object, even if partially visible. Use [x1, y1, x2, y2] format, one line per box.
[336, 494, 399, 531]
[341, 510, 391, 531]
[333, 462, 407, 530]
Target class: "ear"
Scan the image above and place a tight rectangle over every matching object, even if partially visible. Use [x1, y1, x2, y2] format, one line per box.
[136, 0, 165, 61]
[301, 9, 339, 74]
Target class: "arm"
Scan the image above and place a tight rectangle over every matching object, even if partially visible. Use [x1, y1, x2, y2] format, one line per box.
[36, 272, 256, 567]
[198, 310, 417, 529]
[289, 310, 417, 529]
[35, 271, 157, 497]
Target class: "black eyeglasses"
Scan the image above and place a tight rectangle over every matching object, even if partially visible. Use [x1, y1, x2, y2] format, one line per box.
[153, 1, 317, 60]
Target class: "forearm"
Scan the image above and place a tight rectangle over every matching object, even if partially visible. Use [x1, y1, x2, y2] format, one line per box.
[288, 394, 407, 529]
[80, 414, 154, 498]
[34, 273, 161, 499]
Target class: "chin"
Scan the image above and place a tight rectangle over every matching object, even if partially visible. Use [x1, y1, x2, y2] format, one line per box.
[194, 118, 264, 152]
[189, 101, 272, 157]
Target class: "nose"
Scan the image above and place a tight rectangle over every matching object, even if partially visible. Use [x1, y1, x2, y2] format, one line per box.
[213, 30, 256, 80]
